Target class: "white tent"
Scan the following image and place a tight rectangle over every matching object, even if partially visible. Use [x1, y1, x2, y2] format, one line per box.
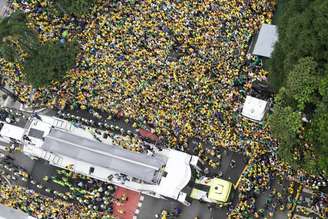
[242, 96, 268, 122]
[252, 24, 278, 58]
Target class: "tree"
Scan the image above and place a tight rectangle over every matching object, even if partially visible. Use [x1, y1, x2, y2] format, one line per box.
[23, 41, 79, 88]
[269, 88, 302, 148]
[319, 74, 328, 103]
[53, 0, 96, 17]
[269, 0, 328, 91]
[0, 11, 80, 88]
[268, 43, 285, 90]
[305, 104, 328, 175]
[269, 102, 302, 167]
[269, 105, 302, 146]
[268, 0, 328, 177]
[286, 57, 319, 110]
[0, 11, 38, 62]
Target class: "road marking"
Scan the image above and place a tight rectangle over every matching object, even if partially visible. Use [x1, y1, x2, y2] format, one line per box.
[234, 158, 253, 189]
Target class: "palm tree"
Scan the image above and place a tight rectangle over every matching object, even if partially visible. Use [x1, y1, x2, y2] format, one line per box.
[0, 11, 38, 63]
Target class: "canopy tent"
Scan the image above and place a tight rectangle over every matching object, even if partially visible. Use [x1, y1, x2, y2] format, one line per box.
[42, 128, 167, 184]
[138, 128, 159, 142]
[242, 96, 268, 122]
[251, 24, 278, 58]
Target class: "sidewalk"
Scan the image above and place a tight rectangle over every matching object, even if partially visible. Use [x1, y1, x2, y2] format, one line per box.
[0, 90, 46, 114]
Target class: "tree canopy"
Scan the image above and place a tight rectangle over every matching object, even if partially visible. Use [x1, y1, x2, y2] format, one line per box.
[268, 0, 328, 176]
[269, 0, 328, 91]
[0, 11, 38, 62]
[52, 0, 96, 17]
[285, 57, 319, 110]
[23, 41, 79, 88]
[0, 12, 79, 88]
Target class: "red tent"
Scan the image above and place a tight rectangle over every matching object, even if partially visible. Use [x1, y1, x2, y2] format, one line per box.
[138, 128, 159, 142]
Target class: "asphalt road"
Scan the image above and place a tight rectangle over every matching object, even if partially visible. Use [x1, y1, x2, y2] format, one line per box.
[137, 195, 231, 219]
[137, 146, 246, 219]
[0, 148, 68, 198]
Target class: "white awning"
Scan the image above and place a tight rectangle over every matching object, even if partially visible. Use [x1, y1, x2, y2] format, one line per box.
[0, 123, 25, 140]
[252, 24, 278, 58]
[242, 96, 268, 122]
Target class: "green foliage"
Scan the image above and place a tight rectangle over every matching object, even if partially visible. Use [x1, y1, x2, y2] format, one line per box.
[23, 41, 79, 88]
[0, 11, 79, 88]
[269, 58, 328, 176]
[267, 44, 284, 90]
[268, 0, 328, 176]
[307, 104, 328, 147]
[0, 11, 38, 62]
[302, 152, 320, 175]
[269, 102, 302, 148]
[0, 42, 19, 63]
[53, 0, 96, 16]
[269, 0, 328, 91]
[305, 104, 328, 175]
[319, 74, 328, 103]
[269, 100, 303, 169]
[286, 57, 319, 110]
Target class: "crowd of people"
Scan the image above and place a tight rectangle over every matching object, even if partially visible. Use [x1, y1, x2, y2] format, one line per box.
[49, 169, 116, 214]
[230, 154, 287, 218]
[0, 184, 100, 219]
[0, 158, 113, 219]
[3, 0, 275, 152]
[0, 0, 327, 218]
[231, 152, 328, 218]
[155, 207, 183, 219]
